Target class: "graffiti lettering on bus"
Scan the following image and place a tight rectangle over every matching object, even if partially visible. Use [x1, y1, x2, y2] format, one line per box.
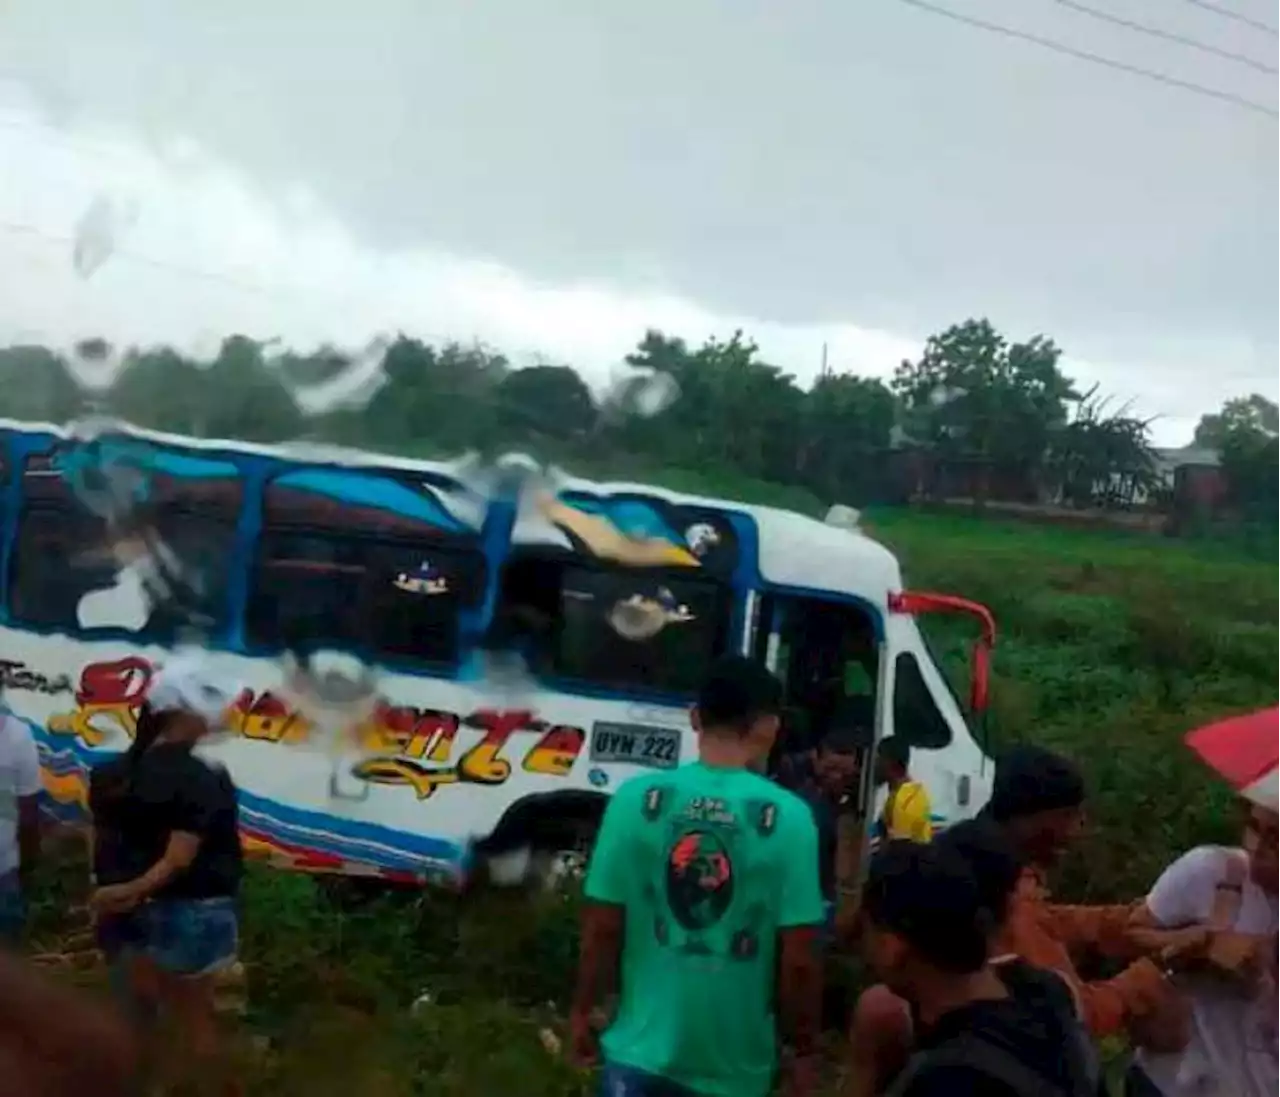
[45, 657, 587, 796]
[351, 710, 587, 799]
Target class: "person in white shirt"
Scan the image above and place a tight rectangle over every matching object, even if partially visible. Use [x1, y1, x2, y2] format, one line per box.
[1127, 803, 1279, 1097]
[0, 704, 43, 943]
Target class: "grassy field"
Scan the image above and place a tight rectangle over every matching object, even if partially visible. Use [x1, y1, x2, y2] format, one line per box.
[23, 506, 1278, 1095]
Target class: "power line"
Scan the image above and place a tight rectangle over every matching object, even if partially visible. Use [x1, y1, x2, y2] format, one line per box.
[1052, 0, 1277, 74]
[0, 218, 294, 297]
[0, 217, 515, 359]
[893, 0, 1278, 117]
[1178, 0, 1278, 37]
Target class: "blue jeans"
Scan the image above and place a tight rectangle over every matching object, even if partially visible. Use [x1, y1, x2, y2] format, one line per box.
[139, 897, 239, 977]
[598, 1063, 702, 1097]
[0, 870, 24, 945]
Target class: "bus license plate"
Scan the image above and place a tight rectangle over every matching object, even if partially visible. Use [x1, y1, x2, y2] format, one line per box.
[590, 722, 681, 770]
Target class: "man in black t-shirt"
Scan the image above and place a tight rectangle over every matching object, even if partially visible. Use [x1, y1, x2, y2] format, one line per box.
[860, 841, 1095, 1097]
[776, 726, 862, 915]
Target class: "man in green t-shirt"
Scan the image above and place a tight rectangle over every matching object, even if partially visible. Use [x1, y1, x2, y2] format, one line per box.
[570, 655, 826, 1097]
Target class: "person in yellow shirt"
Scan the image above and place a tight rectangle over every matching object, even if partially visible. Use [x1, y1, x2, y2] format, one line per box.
[875, 737, 932, 843]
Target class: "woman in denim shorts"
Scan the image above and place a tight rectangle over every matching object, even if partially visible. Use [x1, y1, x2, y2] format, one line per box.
[89, 654, 242, 1092]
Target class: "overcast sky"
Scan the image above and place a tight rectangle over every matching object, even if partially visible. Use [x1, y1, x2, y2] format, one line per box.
[1, 0, 1276, 445]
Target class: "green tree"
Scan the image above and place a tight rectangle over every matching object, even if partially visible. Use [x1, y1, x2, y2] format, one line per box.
[1193, 394, 1279, 451]
[0, 346, 82, 423]
[618, 329, 803, 482]
[200, 336, 304, 442]
[495, 365, 597, 447]
[893, 319, 1077, 501]
[1048, 387, 1157, 508]
[109, 346, 213, 434]
[798, 373, 896, 503]
[364, 337, 508, 457]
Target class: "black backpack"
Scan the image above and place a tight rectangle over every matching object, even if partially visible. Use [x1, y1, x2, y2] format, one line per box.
[885, 962, 1102, 1097]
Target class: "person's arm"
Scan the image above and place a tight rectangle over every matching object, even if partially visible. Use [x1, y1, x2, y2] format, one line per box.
[1072, 958, 1174, 1039]
[843, 985, 913, 1097]
[833, 810, 865, 943]
[91, 760, 215, 913]
[1044, 848, 1213, 961]
[1066, 850, 1226, 1046]
[777, 805, 826, 1078]
[1042, 900, 1147, 958]
[1135, 847, 1270, 981]
[95, 831, 201, 911]
[14, 728, 43, 881]
[569, 789, 633, 1066]
[1134, 846, 1217, 930]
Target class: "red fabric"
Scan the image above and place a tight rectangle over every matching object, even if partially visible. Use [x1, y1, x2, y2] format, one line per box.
[1185, 708, 1279, 791]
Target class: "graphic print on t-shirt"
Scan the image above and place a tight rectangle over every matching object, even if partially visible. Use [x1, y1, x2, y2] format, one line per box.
[666, 829, 734, 930]
[643, 789, 781, 962]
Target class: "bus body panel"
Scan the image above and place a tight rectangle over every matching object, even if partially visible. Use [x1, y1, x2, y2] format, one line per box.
[2, 629, 693, 885]
[0, 418, 996, 884]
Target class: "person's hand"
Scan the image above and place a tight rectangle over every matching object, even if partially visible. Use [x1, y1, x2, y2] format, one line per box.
[567, 1007, 600, 1069]
[1205, 931, 1267, 983]
[90, 884, 141, 916]
[1157, 926, 1212, 968]
[780, 1051, 823, 1097]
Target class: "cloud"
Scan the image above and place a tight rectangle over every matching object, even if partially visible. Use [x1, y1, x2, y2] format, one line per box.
[0, 94, 920, 380]
[0, 87, 1266, 448]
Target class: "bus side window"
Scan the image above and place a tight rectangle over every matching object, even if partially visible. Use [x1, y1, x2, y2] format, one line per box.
[491, 555, 734, 696]
[244, 480, 484, 670]
[891, 652, 953, 750]
[8, 459, 240, 639]
[9, 505, 113, 630]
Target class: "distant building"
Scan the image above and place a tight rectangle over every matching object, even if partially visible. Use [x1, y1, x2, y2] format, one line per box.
[1153, 445, 1220, 481]
[1155, 445, 1228, 518]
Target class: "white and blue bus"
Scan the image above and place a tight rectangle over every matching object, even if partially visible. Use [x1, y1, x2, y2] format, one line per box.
[0, 418, 996, 888]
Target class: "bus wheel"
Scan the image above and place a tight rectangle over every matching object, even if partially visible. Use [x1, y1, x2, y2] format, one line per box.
[531, 814, 601, 892]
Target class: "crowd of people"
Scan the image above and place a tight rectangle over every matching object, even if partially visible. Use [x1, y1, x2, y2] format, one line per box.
[569, 656, 1279, 1097]
[0, 652, 1276, 1097]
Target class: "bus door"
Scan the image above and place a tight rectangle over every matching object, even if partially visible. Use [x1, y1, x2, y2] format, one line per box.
[751, 592, 880, 769]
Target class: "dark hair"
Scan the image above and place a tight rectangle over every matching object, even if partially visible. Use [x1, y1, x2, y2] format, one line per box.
[935, 818, 1023, 928]
[877, 736, 911, 770]
[828, 697, 875, 746]
[127, 701, 168, 762]
[863, 840, 991, 974]
[696, 656, 783, 735]
[818, 726, 864, 755]
[88, 702, 170, 820]
[988, 745, 1085, 822]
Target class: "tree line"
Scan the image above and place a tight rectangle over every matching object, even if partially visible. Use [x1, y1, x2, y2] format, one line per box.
[0, 319, 1274, 524]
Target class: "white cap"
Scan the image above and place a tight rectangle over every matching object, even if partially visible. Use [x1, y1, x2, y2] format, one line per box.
[147, 652, 235, 728]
